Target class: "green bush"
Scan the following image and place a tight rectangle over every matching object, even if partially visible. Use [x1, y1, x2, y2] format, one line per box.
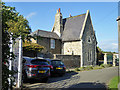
[84, 66, 93, 70]
[79, 67, 85, 71]
[75, 68, 81, 71]
[100, 64, 112, 68]
[100, 64, 105, 68]
[93, 66, 103, 69]
[108, 64, 112, 67]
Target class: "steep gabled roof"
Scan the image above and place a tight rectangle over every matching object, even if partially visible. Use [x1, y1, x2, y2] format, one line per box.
[62, 13, 86, 41]
[31, 29, 60, 39]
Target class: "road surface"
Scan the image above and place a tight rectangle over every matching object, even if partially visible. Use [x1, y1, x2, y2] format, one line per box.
[23, 66, 118, 89]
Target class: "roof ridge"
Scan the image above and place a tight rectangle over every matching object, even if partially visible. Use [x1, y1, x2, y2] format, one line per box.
[38, 29, 52, 33]
[63, 13, 86, 20]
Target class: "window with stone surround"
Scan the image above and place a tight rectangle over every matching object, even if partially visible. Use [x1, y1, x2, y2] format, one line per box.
[51, 39, 55, 49]
[87, 50, 92, 61]
[87, 36, 92, 43]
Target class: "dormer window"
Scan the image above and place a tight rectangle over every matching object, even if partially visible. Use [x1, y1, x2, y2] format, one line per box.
[51, 39, 55, 49]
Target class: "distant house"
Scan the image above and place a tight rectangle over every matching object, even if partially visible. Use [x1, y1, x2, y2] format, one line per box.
[31, 8, 97, 67]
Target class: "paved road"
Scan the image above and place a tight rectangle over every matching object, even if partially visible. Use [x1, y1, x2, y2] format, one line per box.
[23, 66, 118, 89]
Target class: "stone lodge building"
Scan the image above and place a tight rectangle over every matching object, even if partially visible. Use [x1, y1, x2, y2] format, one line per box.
[31, 8, 97, 67]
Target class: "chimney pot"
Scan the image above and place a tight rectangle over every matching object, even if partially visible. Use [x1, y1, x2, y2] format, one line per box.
[59, 8, 60, 12]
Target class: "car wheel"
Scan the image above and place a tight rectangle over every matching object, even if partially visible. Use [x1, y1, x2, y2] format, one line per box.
[59, 74, 63, 77]
[59, 73, 65, 77]
[22, 73, 28, 83]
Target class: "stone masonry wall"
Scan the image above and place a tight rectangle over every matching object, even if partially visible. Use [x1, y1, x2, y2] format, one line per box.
[82, 13, 97, 66]
[37, 37, 61, 54]
[54, 54, 81, 69]
[63, 41, 82, 55]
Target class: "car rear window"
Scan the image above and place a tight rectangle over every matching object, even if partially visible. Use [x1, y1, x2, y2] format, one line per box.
[31, 59, 49, 65]
[51, 60, 64, 66]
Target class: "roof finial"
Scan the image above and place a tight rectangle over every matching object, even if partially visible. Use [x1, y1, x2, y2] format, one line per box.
[59, 8, 60, 12]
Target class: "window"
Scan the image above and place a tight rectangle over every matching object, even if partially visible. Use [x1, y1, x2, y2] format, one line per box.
[88, 50, 92, 61]
[92, 35, 95, 41]
[87, 36, 92, 43]
[51, 39, 55, 49]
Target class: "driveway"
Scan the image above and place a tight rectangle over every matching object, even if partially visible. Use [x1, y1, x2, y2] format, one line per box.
[23, 66, 118, 89]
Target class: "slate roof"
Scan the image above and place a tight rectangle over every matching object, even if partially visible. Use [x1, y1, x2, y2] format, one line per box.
[31, 29, 60, 39]
[62, 13, 86, 41]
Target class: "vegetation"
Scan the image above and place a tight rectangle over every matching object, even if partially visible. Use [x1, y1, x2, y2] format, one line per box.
[23, 41, 44, 57]
[2, 2, 32, 89]
[74, 64, 112, 72]
[75, 68, 81, 71]
[97, 47, 104, 65]
[108, 76, 119, 89]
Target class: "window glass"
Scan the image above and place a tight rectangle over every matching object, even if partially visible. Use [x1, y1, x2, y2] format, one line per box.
[51, 39, 55, 49]
[51, 60, 64, 66]
[31, 59, 49, 65]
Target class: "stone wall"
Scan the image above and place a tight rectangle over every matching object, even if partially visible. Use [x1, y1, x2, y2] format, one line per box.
[54, 54, 81, 69]
[63, 41, 81, 55]
[82, 12, 97, 66]
[37, 37, 61, 54]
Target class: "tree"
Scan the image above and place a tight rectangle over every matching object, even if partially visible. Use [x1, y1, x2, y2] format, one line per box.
[96, 46, 104, 65]
[23, 41, 44, 57]
[2, 2, 32, 89]
[97, 46, 104, 60]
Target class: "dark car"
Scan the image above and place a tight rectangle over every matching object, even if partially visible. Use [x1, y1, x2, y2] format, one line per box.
[22, 57, 52, 82]
[49, 59, 66, 76]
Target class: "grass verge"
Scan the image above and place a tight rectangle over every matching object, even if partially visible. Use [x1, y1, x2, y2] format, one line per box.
[74, 64, 113, 72]
[108, 76, 119, 89]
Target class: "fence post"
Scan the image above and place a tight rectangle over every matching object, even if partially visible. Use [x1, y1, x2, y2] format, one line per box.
[104, 53, 107, 65]
[17, 36, 23, 88]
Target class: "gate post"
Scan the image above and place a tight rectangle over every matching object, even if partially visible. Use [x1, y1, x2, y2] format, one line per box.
[17, 36, 23, 88]
[104, 53, 107, 65]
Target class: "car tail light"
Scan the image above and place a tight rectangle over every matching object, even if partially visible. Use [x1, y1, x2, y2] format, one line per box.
[28, 74, 36, 76]
[32, 74, 36, 76]
[49, 65, 53, 69]
[42, 65, 53, 69]
[63, 67, 66, 69]
[26, 65, 38, 68]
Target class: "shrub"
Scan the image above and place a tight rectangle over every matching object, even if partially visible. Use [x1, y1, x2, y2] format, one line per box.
[100, 64, 105, 68]
[108, 64, 112, 67]
[104, 64, 112, 68]
[93, 66, 103, 69]
[84, 66, 93, 70]
[80, 67, 85, 71]
[75, 68, 81, 71]
[100, 64, 112, 68]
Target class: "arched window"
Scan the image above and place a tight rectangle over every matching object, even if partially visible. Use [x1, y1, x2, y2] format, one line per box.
[88, 36, 92, 43]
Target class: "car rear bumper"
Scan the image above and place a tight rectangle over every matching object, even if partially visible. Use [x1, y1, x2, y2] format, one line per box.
[51, 69, 66, 75]
[27, 73, 50, 79]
